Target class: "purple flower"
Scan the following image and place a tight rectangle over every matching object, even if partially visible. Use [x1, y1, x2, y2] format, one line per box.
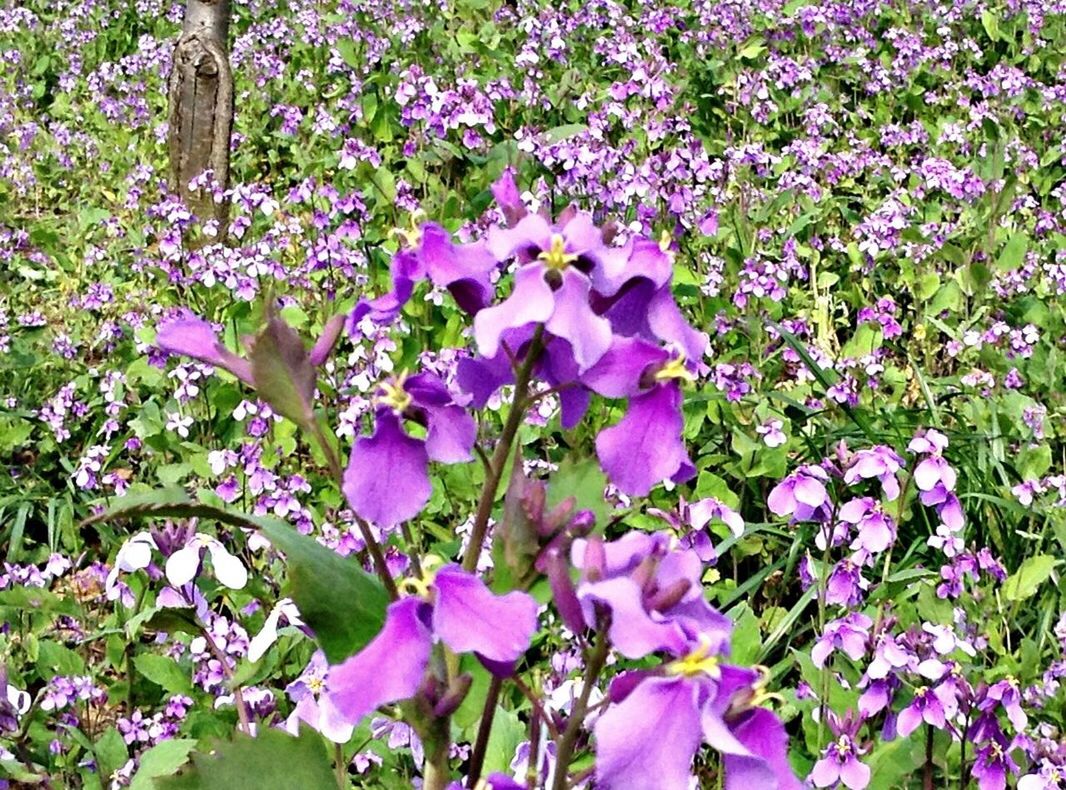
[350, 222, 497, 326]
[971, 737, 1017, 790]
[843, 446, 904, 500]
[284, 652, 354, 743]
[555, 532, 733, 659]
[326, 565, 538, 724]
[838, 498, 896, 554]
[580, 337, 696, 495]
[594, 641, 799, 789]
[812, 613, 872, 668]
[757, 420, 787, 448]
[768, 465, 831, 521]
[810, 713, 870, 789]
[473, 212, 614, 372]
[896, 686, 948, 736]
[652, 496, 744, 563]
[343, 372, 475, 528]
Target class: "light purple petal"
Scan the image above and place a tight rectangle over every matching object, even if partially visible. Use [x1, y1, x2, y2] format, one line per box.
[156, 316, 254, 385]
[580, 336, 669, 398]
[326, 597, 432, 724]
[723, 708, 801, 790]
[491, 168, 527, 227]
[343, 410, 431, 527]
[810, 757, 841, 788]
[595, 382, 689, 496]
[594, 677, 702, 790]
[431, 565, 538, 664]
[840, 756, 871, 789]
[794, 476, 827, 508]
[308, 314, 346, 367]
[486, 214, 552, 262]
[896, 703, 923, 737]
[474, 265, 555, 359]
[647, 286, 708, 361]
[545, 268, 613, 372]
[578, 576, 687, 659]
[913, 457, 943, 491]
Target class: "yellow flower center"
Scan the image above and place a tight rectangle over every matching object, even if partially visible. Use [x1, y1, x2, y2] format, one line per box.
[376, 372, 412, 414]
[307, 676, 325, 695]
[388, 209, 426, 248]
[655, 356, 696, 383]
[666, 637, 721, 678]
[538, 234, 577, 271]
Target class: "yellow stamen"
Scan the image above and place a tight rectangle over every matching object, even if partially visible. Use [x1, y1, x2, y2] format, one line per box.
[388, 209, 427, 248]
[666, 636, 721, 678]
[376, 372, 412, 414]
[538, 234, 578, 271]
[307, 676, 325, 694]
[655, 356, 696, 384]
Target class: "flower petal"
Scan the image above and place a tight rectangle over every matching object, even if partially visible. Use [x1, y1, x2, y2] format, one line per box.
[156, 316, 254, 385]
[581, 336, 669, 398]
[595, 382, 689, 496]
[474, 264, 555, 359]
[722, 708, 801, 790]
[578, 576, 687, 659]
[594, 676, 702, 790]
[431, 565, 538, 664]
[544, 268, 613, 372]
[343, 410, 431, 528]
[326, 597, 433, 724]
[205, 539, 248, 589]
[164, 545, 201, 588]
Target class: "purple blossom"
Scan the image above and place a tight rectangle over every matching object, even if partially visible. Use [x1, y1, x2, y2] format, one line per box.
[326, 565, 537, 724]
[343, 371, 475, 528]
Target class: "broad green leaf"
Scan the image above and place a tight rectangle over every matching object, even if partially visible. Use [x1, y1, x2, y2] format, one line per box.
[481, 706, 525, 778]
[0, 585, 80, 616]
[128, 739, 198, 789]
[94, 727, 129, 783]
[547, 457, 609, 529]
[133, 654, 193, 695]
[157, 727, 336, 790]
[257, 519, 389, 664]
[1002, 554, 1057, 602]
[996, 231, 1028, 272]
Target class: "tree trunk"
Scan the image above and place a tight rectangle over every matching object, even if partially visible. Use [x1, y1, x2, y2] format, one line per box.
[167, 0, 233, 243]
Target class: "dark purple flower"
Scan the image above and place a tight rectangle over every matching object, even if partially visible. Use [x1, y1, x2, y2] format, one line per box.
[594, 641, 799, 789]
[327, 565, 538, 725]
[581, 336, 696, 495]
[343, 372, 476, 528]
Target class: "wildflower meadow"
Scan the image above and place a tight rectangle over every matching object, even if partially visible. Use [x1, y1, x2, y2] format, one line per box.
[0, 0, 1064, 788]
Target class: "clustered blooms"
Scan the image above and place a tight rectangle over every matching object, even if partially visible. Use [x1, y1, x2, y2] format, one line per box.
[2, 0, 1064, 787]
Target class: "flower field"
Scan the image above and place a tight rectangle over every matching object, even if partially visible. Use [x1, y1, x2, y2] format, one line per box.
[0, 0, 1064, 787]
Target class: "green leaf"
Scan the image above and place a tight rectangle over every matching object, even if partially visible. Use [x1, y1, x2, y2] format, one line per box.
[158, 727, 337, 790]
[995, 231, 1028, 272]
[247, 317, 316, 428]
[36, 640, 86, 678]
[547, 457, 609, 529]
[0, 585, 80, 616]
[544, 123, 587, 143]
[257, 520, 389, 663]
[94, 727, 129, 783]
[128, 739, 198, 789]
[980, 9, 1000, 41]
[133, 654, 193, 695]
[481, 707, 525, 777]
[1002, 554, 1057, 602]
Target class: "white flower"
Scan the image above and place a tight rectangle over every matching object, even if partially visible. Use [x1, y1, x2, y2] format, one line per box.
[165, 411, 194, 438]
[105, 532, 157, 600]
[247, 598, 304, 662]
[165, 534, 248, 590]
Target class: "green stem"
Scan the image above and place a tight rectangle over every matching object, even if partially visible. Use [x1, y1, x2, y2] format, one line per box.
[551, 631, 609, 790]
[461, 325, 544, 574]
[334, 742, 347, 789]
[466, 675, 503, 789]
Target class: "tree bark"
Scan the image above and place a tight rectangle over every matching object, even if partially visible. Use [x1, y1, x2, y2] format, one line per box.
[167, 0, 233, 243]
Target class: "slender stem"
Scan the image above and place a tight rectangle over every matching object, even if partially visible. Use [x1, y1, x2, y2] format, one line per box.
[200, 623, 251, 734]
[462, 326, 544, 574]
[526, 706, 542, 790]
[334, 742, 347, 789]
[923, 724, 934, 790]
[466, 675, 504, 788]
[552, 632, 609, 790]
